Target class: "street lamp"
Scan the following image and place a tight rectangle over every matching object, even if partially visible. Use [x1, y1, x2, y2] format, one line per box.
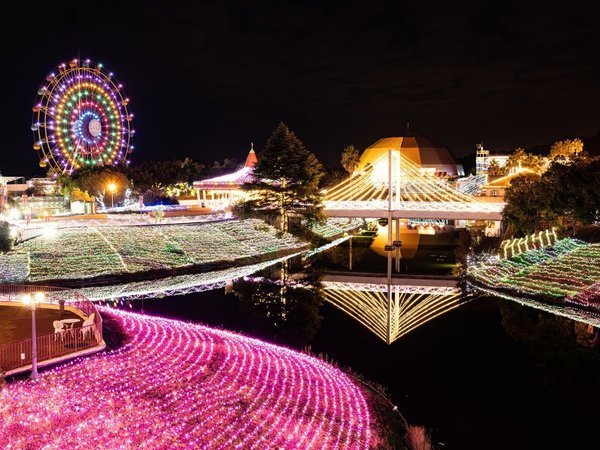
[21, 292, 45, 379]
[107, 182, 117, 209]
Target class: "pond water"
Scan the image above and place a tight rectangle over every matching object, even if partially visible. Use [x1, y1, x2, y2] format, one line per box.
[113, 227, 600, 449]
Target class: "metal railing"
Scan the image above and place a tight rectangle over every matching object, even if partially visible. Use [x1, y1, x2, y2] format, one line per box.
[0, 284, 103, 373]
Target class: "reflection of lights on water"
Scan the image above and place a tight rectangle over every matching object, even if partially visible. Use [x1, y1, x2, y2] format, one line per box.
[417, 225, 436, 235]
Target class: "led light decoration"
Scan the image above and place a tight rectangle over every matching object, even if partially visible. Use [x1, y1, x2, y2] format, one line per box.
[568, 283, 600, 307]
[499, 227, 558, 259]
[0, 220, 306, 283]
[469, 239, 600, 299]
[471, 282, 600, 328]
[32, 58, 133, 174]
[304, 218, 366, 239]
[0, 309, 373, 448]
[324, 151, 504, 216]
[455, 174, 488, 195]
[323, 281, 466, 344]
[77, 250, 306, 301]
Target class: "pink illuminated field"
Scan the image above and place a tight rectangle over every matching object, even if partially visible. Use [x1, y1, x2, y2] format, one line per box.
[0, 309, 374, 448]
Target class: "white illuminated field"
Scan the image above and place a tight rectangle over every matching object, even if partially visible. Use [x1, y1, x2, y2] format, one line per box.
[0, 219, 306, 282]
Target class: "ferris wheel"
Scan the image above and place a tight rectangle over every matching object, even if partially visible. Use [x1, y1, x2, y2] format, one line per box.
[31, 58, 134, 174]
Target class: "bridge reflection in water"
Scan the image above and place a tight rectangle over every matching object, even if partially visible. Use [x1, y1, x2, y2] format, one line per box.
[322, 273, 468, 344]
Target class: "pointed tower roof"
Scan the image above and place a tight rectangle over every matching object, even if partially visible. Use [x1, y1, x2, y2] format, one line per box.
[193, 143, 258, 190]
[245, 143, 258, 167]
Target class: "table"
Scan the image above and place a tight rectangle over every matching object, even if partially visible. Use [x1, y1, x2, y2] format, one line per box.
[60, 318, 80, 336]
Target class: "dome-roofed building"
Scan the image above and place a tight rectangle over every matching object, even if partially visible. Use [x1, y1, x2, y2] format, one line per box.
[357, 132, 465, 178]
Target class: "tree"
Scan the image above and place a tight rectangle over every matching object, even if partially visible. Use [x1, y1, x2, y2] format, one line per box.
[70, 187, 94, 202]
[487, 159, 507, 176]
[74, 169, 130, 206]
[502, 173, 544, 235]
[236, 122, 326, 232]
[57, 172, 76, 196]
[234, 279, 323, 346]
[549, 138, 584, 161]
[341, 145, 360, 175]
[543, 158, 600, 227]
[128, 159, 205, 193]
[503, 157, 600, 235]
[505, 147, 545, 174]
[0, 221, 13, 253]
[521, 152, 546, 173]
[505, 147, 527, 173]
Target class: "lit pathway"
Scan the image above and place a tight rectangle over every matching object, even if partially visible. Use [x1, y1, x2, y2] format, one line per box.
[0, 309, 373, 449]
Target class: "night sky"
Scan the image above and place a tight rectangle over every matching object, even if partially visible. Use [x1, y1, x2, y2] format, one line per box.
[1, 0, 599, 175]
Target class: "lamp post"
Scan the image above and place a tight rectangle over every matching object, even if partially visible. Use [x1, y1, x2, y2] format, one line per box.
[107, 182, 117, 209]
[21, 292, 45, 379]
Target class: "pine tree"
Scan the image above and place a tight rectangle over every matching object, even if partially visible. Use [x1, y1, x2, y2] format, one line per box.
[236, 122, 325, 232]
[341, 145, 360, 174]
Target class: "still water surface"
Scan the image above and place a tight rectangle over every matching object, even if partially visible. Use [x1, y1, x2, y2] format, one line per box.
[118, 228, 599, 449]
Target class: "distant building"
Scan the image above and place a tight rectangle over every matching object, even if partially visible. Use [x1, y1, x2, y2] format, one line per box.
[193, 145, 258, 210]
[357, 132, 465, 178]
[479, 169, 536, 200]
[27, 178, 57, 195]
[475, 143, 509, 175]
[0, 175, 24, 211]
[0, 174, 64, 217]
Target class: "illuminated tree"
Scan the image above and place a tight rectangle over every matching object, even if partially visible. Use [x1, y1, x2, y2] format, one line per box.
[487, 159, 507, 176]
[505, 147, 546, 173]
[549, 138, 584, 161]
[75, 169, 130, 205]
[503, 173, 544, 235]
[70, 188, 94, 203]
[503, 158, 600, 235]
[236, 122, 325, 232]
[24, 180, 45, 196]
[341, 145, 360, 174]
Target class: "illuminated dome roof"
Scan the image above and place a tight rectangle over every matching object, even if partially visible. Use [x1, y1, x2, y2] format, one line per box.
[357, 133, 464, 177]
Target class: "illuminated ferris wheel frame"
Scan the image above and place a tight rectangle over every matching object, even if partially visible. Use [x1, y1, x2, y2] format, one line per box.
[32, 58, 134, 175]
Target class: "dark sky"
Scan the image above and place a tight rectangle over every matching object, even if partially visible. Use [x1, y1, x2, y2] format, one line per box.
[1, 0, 599, 175]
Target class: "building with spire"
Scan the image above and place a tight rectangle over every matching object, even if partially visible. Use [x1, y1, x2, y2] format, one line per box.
[475, 142, 509, 175]
[193, 145, 258, 210]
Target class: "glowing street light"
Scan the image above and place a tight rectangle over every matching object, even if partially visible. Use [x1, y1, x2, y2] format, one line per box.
[21, 291, 46, 379]
[107, 182, 117, 209]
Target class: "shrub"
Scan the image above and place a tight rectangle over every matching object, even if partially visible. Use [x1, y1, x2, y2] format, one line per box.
[142, 190, 179, 206]
[405, 424, 433, 450]
[0, 221, 13, 253]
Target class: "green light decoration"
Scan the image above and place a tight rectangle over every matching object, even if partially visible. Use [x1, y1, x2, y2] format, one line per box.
[0, 220, 306, 283]
[469, 238, 600, 299]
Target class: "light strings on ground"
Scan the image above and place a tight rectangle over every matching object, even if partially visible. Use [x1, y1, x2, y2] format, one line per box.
[77, 251, 306, 301]
[471, 282, 600, 327]
[0, 219, 306, 282]
[0, 308, 373, 448]
[469, 238, 600, 298]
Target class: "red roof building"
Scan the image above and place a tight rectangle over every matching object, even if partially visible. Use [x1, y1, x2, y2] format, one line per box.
[193, 145, 258, 209]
